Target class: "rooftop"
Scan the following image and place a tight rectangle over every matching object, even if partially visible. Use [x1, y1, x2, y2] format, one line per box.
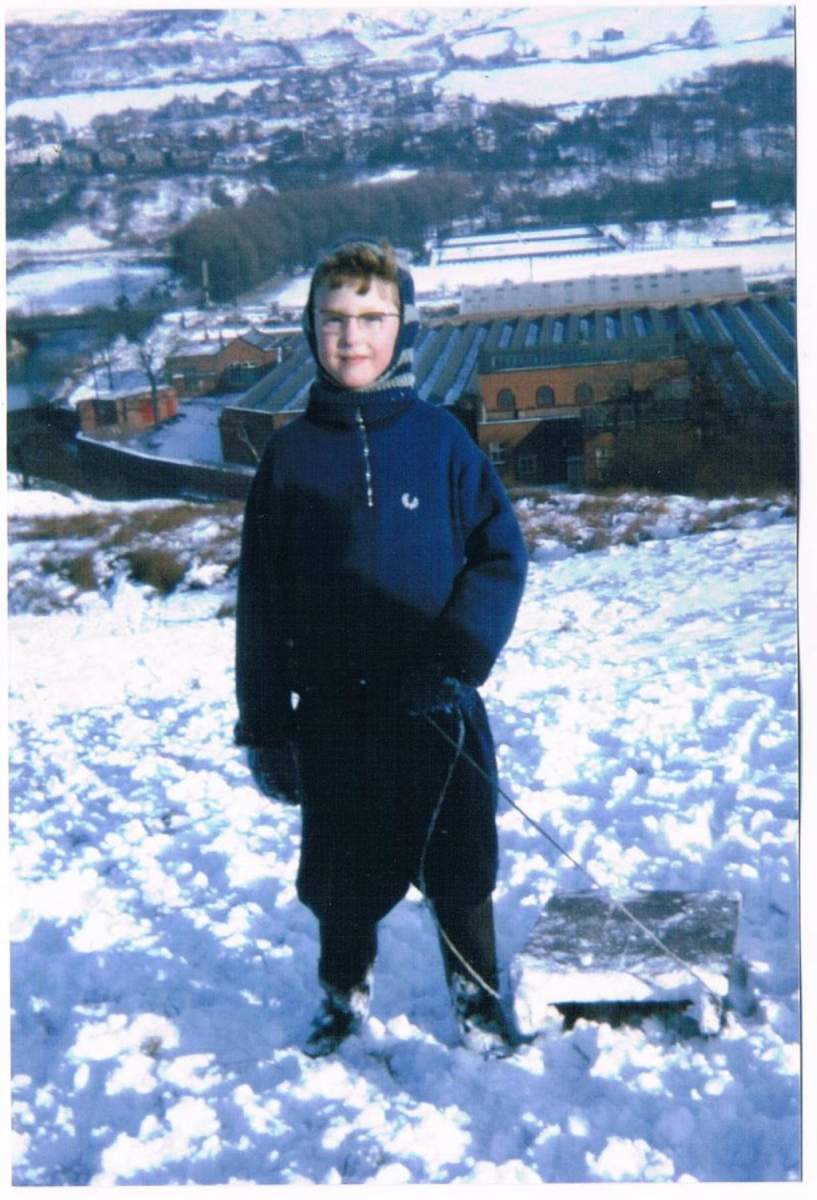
[230, 290, 796, 417]
[430, 224, 622, 266]
[67, 367, 157, 406]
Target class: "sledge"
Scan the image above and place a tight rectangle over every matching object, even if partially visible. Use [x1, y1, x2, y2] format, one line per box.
[511, 889, 752, 1037]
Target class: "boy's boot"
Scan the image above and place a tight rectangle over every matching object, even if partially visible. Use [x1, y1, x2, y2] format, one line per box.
[304, 918, 377, 1057]
[448, 971, 521, 1058]
[434, 896, 522, 1058]
[304, 972, 373, 1058]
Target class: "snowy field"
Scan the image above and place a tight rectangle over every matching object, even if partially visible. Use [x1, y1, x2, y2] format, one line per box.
[7, 484, 800, 1185]
[5, 258, 173, 317]
[6, 77, 266, 134]
[440, 30, 792, 109]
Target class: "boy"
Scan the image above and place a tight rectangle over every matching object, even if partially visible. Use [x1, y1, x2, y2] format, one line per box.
[235, 237, 527, 1056]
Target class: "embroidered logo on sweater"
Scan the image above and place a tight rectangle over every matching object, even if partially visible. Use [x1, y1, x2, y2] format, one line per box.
[401, 493, 420, 511]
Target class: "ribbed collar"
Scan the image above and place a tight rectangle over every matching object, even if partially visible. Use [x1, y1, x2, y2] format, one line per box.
[305, 381, 417, 430]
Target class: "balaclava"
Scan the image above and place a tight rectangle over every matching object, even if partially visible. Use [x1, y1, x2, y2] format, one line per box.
[302, 235, 420, 395]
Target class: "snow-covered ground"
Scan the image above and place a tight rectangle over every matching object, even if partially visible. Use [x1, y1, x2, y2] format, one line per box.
[6, 173, 263, 297]
[441, 30, 792, 109]
[7, 29, 790, 132]
[6, 76, 266, 133]
[5, 5, 792, 131]
[7, 483, 800, 1184]
[6, 224, 114, 261]
[4, 4, 794, 276]
[5, 258, 173, 317]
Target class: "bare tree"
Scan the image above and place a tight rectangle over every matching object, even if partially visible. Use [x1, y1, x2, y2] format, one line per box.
[134, 327, 174, 427]
[233, 418, 261, 465]
[88, 342, 116, 396]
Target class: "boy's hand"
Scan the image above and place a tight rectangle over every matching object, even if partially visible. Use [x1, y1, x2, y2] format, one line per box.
[397, 665, 473, 716]
[246, 742, 303, 804]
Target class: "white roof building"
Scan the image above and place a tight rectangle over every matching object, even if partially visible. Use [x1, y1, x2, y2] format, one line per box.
[461, 264, 747, 315]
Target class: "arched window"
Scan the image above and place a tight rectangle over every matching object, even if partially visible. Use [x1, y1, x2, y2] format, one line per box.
[497, 387, 515, 411]
[575, 381, 594, 404]
[536, 385, 555, 407]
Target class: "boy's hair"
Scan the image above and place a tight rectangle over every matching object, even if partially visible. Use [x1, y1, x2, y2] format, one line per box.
[304, 235, 418, 388]
[313, 238, 400, 296]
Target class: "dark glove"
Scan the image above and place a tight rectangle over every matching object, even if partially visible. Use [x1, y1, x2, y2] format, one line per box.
[246, 742, 303, 804]
[396, 665, 474, 716]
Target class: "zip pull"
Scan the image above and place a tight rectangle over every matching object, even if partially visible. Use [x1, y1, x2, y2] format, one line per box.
[355, 407, 375, 508]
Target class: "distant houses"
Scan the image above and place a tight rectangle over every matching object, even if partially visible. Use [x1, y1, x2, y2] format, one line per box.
[65, 328, 283, 441]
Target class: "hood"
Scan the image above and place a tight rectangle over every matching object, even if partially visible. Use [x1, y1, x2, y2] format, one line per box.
[301, 235, 420, 394]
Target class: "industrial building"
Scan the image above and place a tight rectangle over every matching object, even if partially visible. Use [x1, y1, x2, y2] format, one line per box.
[460, 264, 747, 316]
[219, 287, 795, 489]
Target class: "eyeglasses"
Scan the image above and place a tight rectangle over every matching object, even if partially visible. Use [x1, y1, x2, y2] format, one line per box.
[318, 310, 400, 335]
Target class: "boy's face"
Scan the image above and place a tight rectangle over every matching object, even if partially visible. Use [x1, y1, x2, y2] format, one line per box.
[314, 277, 401, 390]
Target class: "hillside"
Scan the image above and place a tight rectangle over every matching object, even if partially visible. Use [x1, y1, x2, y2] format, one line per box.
[6, 6, 794, 257]
[8, 480, 800, 1184]
[6, 7, 794, 104]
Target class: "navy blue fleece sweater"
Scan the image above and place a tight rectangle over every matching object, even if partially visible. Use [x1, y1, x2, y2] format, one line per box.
[235, 386, 527, 745]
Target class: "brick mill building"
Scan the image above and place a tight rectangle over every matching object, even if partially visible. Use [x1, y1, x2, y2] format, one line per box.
[166, 328, 282, 397]
[219, 287, 795, 488]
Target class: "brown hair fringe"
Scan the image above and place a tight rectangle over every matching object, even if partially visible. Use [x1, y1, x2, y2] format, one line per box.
[313, 239, 400, 296]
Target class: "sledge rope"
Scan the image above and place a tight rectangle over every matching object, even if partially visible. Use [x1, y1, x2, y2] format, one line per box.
[424, 713, 725, 1010]
[416, 711, 503, 1001]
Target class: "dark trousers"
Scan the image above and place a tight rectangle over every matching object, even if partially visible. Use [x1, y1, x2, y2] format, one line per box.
[318, 918, 379, 994]
[433, 896, 499, 993]
[318, 896, 498, 995]
[297, 692, 499, 926]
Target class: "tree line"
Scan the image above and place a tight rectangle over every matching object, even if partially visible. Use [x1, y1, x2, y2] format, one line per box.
[170, 172, 480, 301]
[171, 154, 793, 304]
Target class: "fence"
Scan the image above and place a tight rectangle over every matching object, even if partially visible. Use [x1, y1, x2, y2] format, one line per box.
[76, 434, 255, 501]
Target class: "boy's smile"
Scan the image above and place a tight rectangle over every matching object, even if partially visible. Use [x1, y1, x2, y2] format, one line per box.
[315, 278, 401, 389]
